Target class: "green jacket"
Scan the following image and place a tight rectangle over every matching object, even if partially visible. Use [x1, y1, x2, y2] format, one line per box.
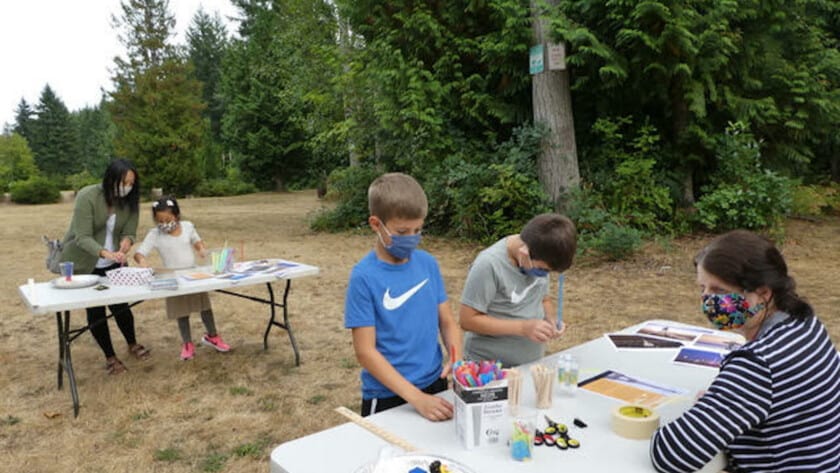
[60, 184, 139, 274]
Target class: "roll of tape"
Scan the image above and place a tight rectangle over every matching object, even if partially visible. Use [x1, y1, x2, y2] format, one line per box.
[611, 405, 660, 440]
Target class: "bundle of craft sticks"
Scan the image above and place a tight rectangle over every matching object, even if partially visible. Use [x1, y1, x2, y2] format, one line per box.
[505, 368, 521, 414]
[530, 364, 554, 409]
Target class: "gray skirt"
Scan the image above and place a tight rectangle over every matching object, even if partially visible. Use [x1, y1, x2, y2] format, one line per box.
[166, 292, 212, 320]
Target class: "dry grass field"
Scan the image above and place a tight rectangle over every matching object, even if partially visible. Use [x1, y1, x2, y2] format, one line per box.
[1, 191, 838, 472]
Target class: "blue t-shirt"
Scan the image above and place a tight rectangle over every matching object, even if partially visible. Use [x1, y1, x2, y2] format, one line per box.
[344, 250, 447, 399]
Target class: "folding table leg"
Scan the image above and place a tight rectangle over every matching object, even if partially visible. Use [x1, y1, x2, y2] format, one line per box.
[56, 312, 64, 389]
[62, 310, 81, 417]
[261, 280, 300, 366]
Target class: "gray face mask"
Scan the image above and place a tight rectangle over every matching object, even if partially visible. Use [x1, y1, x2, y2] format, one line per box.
[157, 221, 178, 233]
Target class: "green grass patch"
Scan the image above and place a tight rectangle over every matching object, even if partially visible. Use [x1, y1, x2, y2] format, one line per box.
[307, 394, 327, 405]
[201, 452, 229, 472]
[131, 409, 154, 421]
[2, 415, 20, 426]
[233, 437, 271, 459]
[229, 386, 253, 396]
[154, 447, 182, 462]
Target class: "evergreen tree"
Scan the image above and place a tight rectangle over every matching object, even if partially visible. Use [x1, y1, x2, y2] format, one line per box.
[73, 100, 116, 175]
[31, 85, 81, 176]
[12, 99, 36, 145]
[186, 7, 228, 143]
[222, 0, 341, 190]
[109, 0, 206, 194]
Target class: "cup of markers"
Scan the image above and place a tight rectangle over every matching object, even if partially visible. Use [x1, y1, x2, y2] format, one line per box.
[210, 247, 235, 274]
[452, 360, 506, 388]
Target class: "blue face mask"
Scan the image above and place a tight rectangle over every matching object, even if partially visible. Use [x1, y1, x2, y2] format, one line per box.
[379, 224, 421, 260]
[519, 251, 549, 277]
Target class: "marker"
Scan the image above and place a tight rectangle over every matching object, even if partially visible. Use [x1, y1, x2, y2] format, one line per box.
[556, 274, 565, 330]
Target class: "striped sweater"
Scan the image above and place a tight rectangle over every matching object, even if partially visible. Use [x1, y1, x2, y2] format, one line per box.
[651, 314, 840, 472]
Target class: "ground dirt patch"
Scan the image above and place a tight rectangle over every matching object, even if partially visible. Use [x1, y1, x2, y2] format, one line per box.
[1, 192, 837, 472]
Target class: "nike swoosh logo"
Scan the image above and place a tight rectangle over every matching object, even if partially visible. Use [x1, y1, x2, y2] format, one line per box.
[383, 279, 429, 310]
[510, 279, 541, 304]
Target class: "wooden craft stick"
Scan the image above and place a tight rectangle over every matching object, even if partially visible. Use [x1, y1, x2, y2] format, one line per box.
[334, 406, 418, 452]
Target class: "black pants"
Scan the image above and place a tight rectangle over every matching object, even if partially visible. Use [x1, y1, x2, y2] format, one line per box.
[87, 264, 137, 359]
[361, 377, 448, 417]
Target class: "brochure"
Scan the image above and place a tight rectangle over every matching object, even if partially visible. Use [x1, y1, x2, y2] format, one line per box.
[578, 370, 688, 408]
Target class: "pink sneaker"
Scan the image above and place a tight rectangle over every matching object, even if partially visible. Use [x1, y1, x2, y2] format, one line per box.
[180, 342, 195, 360]
[201, 334, 230, 352]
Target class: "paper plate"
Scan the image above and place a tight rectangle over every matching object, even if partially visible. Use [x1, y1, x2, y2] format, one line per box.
[51, 275, 102, 289]
[354, 453, 477, 473]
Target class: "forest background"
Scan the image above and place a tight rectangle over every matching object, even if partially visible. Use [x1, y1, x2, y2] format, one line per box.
[1, 0, 839, 253]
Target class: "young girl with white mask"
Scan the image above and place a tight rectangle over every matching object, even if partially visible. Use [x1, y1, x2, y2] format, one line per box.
[134, 196, 231, 360]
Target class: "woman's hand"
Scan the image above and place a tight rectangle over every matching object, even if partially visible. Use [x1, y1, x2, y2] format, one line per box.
[101, 250, 127, 264]
[118, 238, 132, 254]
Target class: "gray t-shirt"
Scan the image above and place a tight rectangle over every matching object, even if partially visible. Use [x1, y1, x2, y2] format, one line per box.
[135, 221, 201, 269]
[461, 238, 549, 366]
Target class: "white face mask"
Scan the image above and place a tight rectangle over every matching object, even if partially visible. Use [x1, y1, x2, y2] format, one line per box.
[118, 184, 133, 197]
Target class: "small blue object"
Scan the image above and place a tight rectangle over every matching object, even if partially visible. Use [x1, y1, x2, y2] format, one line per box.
[556, 274, 565, 330]
[409, 468, 426, 473]
[511, 440, 532, 460]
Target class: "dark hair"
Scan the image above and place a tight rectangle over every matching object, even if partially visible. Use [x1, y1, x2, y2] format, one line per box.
[102, 158, 140, 213]
[152, 195, 180, 219]
[520, 213, 577, 272]
[694, 230, 813, 319]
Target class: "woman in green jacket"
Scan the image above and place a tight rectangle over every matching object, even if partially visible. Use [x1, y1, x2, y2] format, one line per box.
[61, 159, 150, 374]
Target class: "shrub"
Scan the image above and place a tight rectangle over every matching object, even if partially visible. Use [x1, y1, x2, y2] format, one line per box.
[310, 164, 381, 231]
[194, 168, 258, 197]
[585, 117, 674, 233]
[695, 123, 795, 231]
[9, 176, 61, 204]
[593, 222, 643, 260]
[790, 183, 840, 216]
[66, 170, 100, 192]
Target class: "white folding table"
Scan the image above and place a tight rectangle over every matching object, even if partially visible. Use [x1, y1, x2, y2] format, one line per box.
[17, 260, 319, 417]
[270, 319, 730, 473]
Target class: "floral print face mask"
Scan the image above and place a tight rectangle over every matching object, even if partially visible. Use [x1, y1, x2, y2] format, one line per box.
[701, 293, 764, 331]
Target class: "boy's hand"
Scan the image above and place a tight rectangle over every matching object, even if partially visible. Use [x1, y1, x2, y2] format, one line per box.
[521, 319, 555, 343]
[551, 321, 567, 339]
[411, 393, 454, 422]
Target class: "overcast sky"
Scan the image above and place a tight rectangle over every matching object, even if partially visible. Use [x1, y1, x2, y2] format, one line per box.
[0, 0, 239, 129]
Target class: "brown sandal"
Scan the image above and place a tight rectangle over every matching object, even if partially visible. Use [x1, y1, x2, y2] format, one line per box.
[129, 344, 151, 361]
[106, 357, 127, 375]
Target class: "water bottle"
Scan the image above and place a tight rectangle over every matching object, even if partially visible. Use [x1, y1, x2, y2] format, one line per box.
[566, 355, 579, 393]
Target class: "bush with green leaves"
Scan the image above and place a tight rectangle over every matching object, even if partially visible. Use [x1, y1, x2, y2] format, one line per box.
[65, 170, 101, 192]
[594, 222, 644, 261]
[695, 123, 795, 231]
[9, 176, 61, 204]
[310, 164, 381, 231]
[424, 125, 552, 242]
[584, 117, 674, 233]
[194, 168, 258, 197]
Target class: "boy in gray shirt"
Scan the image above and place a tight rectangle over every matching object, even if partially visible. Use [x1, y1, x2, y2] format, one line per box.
[460, 214, 576, 366]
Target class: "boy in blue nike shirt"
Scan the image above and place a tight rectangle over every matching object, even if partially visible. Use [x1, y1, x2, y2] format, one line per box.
[344, 173, 462, 421]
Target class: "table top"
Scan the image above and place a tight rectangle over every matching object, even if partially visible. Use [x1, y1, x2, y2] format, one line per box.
[270, 319, 735, 473]
[18, 259, 319, 315]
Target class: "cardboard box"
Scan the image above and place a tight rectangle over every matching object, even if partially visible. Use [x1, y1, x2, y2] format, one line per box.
[453, 378, 508, 449]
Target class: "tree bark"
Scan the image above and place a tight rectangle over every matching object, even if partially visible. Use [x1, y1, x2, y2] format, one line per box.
[531, 0, 580, 211]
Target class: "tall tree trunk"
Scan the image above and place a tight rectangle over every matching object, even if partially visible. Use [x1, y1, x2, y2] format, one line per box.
[531, 0, 580, 211]
[338, 15, 360, 167]
[670, 78, 695, 205]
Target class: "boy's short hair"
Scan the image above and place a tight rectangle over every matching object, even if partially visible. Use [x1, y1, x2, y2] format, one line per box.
[368, 173, 428, 222]
[520, 213, 577, 272]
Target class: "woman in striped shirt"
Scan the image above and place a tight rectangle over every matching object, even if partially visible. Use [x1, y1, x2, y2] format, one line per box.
[650, 230, 840, 472]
